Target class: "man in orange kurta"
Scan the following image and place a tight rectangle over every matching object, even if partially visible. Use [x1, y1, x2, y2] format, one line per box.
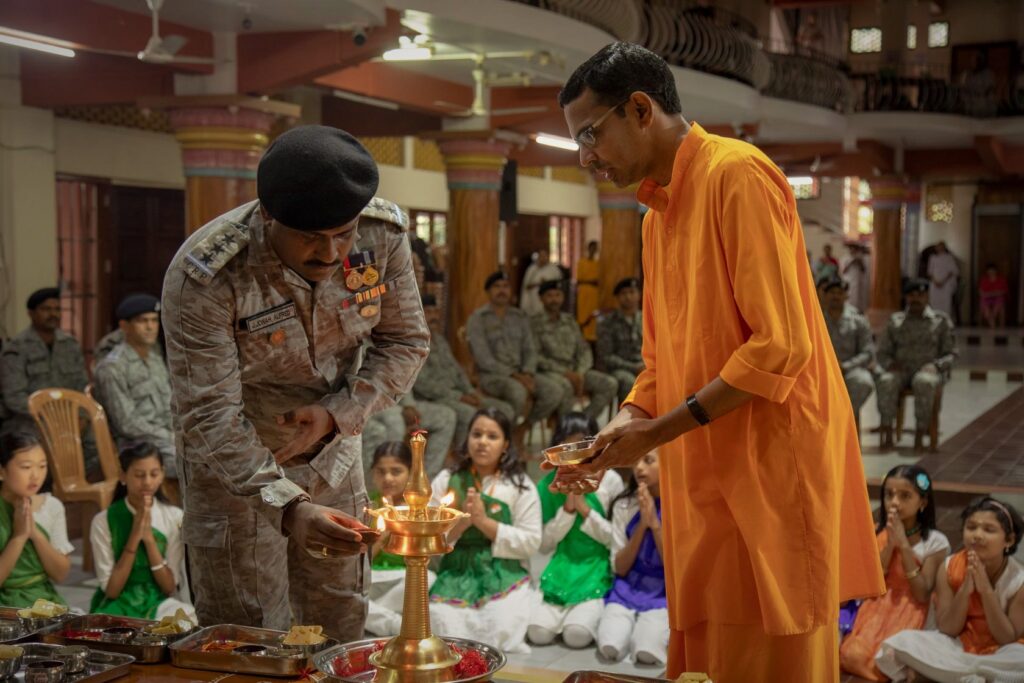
[555, 43, 885, 681]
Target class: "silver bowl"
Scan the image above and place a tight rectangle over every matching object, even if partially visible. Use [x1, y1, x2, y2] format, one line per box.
[267, 646, 305, 659]
[16, 615, 61, 632]
[0, 646, 24, 677]
[0, 619, 22, 640]
[278, 637, 330, 659]
[53, 645, 89, 674]
[24, 659, 65, 683]
[232, 644, 268, 656]
[315, 636, 506, 683]
[543, 438, 601, 467]
[99, 626, 136, 644]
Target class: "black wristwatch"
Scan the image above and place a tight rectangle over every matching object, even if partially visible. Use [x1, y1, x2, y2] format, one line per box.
[686, 394, 711, 426]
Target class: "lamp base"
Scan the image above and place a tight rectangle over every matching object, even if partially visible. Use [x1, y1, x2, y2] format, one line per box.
[368, 635, 461, 683]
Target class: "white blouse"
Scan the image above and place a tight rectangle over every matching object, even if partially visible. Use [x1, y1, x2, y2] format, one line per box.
[430, 469, 542, 563]
[540, 469, 624, 553]
[911, 530, 951, 562]
[33, 494, 74, 556]
[89, 499, 187, 601]
[944, 554, 1024, 612]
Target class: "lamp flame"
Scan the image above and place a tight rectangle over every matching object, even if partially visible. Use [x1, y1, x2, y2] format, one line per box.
[440, 491, 455, 507]
[376, 514, 386, 532]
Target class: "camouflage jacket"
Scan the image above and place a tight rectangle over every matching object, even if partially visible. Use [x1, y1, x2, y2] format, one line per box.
[93, 342, 174, 459]
[823, 304, 875, 371]
[877, 306, 958, 376]
[161, 198, 429, 530]
[1, 327, 88, 423]
[413, 333, 473, 403]
[596, 309, 643, 374]
[530, 311, 592, 374]
[466, 304, 537, 376]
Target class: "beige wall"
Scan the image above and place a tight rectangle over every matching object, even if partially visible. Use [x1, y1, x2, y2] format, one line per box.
[0, 47, 57, 339]
[54, 119, 184, 188]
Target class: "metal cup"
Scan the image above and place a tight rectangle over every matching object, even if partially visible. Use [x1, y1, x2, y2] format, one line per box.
[232, 644, 268, 656]
[0, 646, 24, 677]
[99, 626, 136, 643]
[24, 659, 65, 683]
[0, 619, 22, 640]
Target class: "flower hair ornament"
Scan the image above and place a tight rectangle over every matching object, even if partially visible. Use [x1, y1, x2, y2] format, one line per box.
[916, 473, 930, 491]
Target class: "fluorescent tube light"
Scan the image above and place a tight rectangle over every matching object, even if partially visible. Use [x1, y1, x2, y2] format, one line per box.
[535, 133, 579, 151]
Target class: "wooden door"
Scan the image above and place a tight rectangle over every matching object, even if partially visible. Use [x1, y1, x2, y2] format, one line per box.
[973, 210, 1022, 326]
[505, 213, 551, 306]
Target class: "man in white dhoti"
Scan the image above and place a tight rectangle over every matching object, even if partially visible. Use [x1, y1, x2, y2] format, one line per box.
[520, 249, 563, 316]
[926, 242, 959, 319]
[841, 242, 869, 312]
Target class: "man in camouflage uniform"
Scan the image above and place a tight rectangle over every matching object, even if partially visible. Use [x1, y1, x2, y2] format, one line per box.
[1, 288, 88, 437]
[93, 293, 176, 478]
[820, 276, 875, 419]
[161, 126, 429, 642]
[412, 294, 514, 450]
[532, 280, 616, 421]
[596, 277, 644, 403]
[360, 392, 456, 478]
[875, 278, 958, 451]
[466, 271, 563, 427]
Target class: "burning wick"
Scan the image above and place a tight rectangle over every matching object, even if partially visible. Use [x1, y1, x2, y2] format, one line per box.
[439, 490, 456, 514]
[412, 428, 429, 438]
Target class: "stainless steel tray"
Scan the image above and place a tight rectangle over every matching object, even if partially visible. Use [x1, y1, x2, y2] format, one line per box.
[0, 606, 72, 645]
[0, 642, 134, 682]
[169, 624, 337, 678]
[39, 613, 176, 663]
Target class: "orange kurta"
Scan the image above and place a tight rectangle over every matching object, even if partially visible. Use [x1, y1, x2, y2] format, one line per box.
[624, 124, 884, 673]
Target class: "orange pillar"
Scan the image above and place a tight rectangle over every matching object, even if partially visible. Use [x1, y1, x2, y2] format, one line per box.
[868, 179, 919, 315]
[597, 181, 643, 309]
[168, 106, 279, 233]
[437, 137, 512, 362]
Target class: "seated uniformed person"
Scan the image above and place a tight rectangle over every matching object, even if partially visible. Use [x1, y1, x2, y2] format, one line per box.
[466, 272, 563, 429]
[875, 278, 958, 451]
[412, 294, 514, 451]
[595, 278, 644, 404]
[161, 125, 429, 642]
[360, 393, 455, 479]
[1, 288, 88, 438]
[93, 294, 177, 480]
[820, 276, 875, 422]
[532, 280, 616, 422]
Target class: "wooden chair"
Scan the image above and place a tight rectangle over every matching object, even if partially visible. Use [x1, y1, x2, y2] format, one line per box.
[28, 388, 120, 571]
[895, 385, 942, 453]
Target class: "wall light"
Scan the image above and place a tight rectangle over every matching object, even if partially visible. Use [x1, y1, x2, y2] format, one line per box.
[535, 133, 578, 151]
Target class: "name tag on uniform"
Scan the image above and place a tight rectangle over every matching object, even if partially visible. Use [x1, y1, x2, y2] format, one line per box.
[239, 301, 296, 333]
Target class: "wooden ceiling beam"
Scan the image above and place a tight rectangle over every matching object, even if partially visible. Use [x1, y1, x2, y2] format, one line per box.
[315, 61, 473, 116]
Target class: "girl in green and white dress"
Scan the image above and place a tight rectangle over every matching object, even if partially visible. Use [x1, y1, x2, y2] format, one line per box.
[529, 413, 623, 648]
[0, 434, 71, 608]
[429, 408, 542, 654]
[89, 442, 194, 620]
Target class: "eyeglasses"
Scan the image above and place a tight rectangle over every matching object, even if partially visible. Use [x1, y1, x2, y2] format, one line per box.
[574, 99, 629, 148]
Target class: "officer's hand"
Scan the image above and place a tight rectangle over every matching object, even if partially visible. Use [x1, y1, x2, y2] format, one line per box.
[273, 405, 336, 465]
[564, 371, 584, 397]
[283, 501, 370, 558]
[512, 372, 536, 393]
[401, 406, 421, 429]
[460, 392, 481, 407]
[920, 362, 939, 375]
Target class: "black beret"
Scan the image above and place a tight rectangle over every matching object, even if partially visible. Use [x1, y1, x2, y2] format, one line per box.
[484, 271, 508, 290]
[904, 277, 931, 294]
[421, 293, 437, 307]
[820, 275, 847, 292]
[614, 278, 640, 296]
[257, 125, 379, 231]
[538, 280, 563, 296]
[116, 293, 160, 321]
[26, 288, 60, 310]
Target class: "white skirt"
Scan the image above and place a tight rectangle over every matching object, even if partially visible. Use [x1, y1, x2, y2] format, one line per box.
[429, 581, 540, 654]
[877, 629, 1024, 683]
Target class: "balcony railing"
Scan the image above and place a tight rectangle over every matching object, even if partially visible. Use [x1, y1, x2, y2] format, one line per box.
[764, 46, 853, 112]
[851, 62, 1018, 118]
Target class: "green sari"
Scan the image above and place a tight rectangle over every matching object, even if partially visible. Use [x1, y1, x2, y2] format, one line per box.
[0, 498, 66, 608]
[536, 470, 613, 606]
[90, 499, 168, 619]
[429, 471, 528, 608]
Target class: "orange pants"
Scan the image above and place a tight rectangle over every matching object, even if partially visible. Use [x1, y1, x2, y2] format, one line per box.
[668, 620, 839, 683]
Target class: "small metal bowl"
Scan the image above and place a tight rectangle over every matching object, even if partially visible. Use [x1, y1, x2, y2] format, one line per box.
[16, 615, 60, 632]
[267, 646, 305, 659]
[99, 626, 136, 644]
[132, 633, 168, 647]
[53, 645, 89, 674]
[0, 619, 22, 640]
[232, 644, 268, 656]
[543, 438, 601, 467]
[0, 645, 24, 677]
[280, 639, 329, 658]
[24, 659, 65, 683]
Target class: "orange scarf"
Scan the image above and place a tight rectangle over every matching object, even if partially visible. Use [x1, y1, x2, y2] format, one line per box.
[946, 551, 1024, 654]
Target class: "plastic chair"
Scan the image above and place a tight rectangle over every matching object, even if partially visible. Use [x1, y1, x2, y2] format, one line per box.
[28, 388, 120, 571]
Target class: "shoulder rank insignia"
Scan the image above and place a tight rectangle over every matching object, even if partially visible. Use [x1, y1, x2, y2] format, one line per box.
[184, 220, 250, 286]
[360, 197, 409, 231]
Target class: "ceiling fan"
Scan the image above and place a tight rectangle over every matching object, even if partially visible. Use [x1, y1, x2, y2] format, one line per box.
[92, 0, 220, 65]
[432, 58, 552, 119]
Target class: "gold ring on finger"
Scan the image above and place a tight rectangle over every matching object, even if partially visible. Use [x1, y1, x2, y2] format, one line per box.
[321, 545, 329, 558]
